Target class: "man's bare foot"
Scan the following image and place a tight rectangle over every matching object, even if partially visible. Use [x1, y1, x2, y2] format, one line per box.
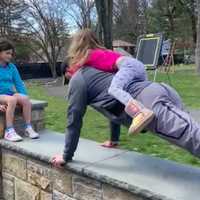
[101, 140, 119, 148]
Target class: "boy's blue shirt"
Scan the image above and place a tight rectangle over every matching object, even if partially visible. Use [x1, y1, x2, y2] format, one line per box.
[0, 63, 27, 95]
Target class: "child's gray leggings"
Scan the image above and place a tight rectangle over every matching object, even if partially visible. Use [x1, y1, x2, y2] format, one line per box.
[108, 57, 148, 106]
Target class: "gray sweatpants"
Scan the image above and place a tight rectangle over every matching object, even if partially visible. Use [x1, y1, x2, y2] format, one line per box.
[136, 82, 200, 157]
[108, 57, 148, 105]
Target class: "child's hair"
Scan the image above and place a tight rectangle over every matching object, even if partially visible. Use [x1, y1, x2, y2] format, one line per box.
[0, 39, 15, 52]
[67, 29, 105, 69]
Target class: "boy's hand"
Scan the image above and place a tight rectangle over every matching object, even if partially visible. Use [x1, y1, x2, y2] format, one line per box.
[51, 154, 66, 168]
[0, 105, 7, 112]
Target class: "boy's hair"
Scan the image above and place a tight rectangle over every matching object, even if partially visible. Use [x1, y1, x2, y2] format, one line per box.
[67, 28, 105, 69]
[0, 39, 15, 52]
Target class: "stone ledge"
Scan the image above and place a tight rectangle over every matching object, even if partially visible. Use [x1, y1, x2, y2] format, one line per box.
[0, 99, 48, 114]
[0, 130, 200, 200]
[29, 99, 48, 110]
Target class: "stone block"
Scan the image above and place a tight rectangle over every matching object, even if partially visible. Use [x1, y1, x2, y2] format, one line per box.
[51, 169, 73, 195]
[72, 175, 102, 200]
[0, 115, 5, 138]
[41, 190, 53, 200]
[2, 150, 26, 180]
[2, 178, 14, 200]
[15, 178, 40, 200]
[27, 160, 52, 191]
[31, 110, 44, 121]
[53, 190, 75, 200]
[34, 121, 45, 131]
[102, 184, 143, 200]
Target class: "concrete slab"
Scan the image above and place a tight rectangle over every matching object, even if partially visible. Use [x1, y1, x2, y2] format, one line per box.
[84, 151, 200, 200]
[0, 130, 126, 173]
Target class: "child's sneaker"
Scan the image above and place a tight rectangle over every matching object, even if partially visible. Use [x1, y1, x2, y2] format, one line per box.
[25, 126, 39, 139]
[125, 99, 143, 117]
[125, 99, 154, 134]
[128, 109, 154, 134]
[4, 128, 23, 142]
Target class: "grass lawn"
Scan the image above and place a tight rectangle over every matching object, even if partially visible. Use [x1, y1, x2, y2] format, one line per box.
[27, 65, 200, 167]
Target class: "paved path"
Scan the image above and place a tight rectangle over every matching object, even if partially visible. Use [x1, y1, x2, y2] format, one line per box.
[45, 85, 67, 99]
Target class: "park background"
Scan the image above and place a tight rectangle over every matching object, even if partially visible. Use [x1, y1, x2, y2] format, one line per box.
[1, 0, 200, 167]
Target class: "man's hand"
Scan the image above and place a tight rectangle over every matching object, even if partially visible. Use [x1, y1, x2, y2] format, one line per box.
[0, 105, 7, 112]
[51, 154, 66, 168]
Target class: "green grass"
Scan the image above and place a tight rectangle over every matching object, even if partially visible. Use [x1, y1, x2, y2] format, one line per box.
[27, 64, 200, 167]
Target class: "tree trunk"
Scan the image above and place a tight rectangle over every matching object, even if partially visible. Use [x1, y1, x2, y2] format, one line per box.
[95, 0, 113, 49]
[191, 12, 197, 48]
[188, 0, 197, 49]
[196, 0, 200, 74]
[50, 62, 57, 78]
[49, 54, 57, 79]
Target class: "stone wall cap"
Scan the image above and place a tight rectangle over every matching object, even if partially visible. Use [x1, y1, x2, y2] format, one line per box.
[0, 130, 200, 200]
[30, 99, 48, 109]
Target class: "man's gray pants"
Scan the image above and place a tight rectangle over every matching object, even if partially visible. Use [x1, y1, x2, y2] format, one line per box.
[136, 82, 200, 157]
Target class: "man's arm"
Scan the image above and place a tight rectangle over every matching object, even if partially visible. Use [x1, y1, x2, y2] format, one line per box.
[63, 73, 87, 161]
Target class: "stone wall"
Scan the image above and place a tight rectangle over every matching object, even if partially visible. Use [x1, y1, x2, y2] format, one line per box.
[0, 149, 142, 200]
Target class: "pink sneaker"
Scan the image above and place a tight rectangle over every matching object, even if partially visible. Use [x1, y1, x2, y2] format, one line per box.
[4, 128, 23, 142]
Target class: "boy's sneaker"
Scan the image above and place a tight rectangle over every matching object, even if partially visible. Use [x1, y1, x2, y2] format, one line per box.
[128, 109, 154, 134]
[4, 128, 23, 142]
[25, 126, 39, 139]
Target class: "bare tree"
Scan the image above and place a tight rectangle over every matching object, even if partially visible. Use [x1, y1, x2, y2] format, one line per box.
[24, 0, 69, 78]
[178, 0, 197, 46]
[113, 0, 148, 42]
[66, 0, 96, 29]
[95, 0, 113, 49]
[196, 0, 200, 73]
[0, 0, 27, 37]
